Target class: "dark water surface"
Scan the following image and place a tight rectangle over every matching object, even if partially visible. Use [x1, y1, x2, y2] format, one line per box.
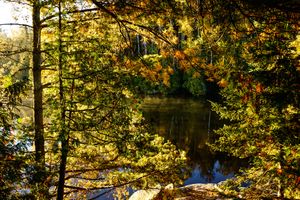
[91, 97, 243, 199]
[141, 97, 243, 185]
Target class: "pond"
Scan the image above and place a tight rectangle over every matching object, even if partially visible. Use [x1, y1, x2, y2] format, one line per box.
[90, 97, 244, 199]
[140, 96, 243, 185]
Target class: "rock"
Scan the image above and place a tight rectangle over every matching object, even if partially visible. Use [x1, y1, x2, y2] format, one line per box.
[181, 183, 216, 191]
[129, 189, 160, 200]
[129, 183, 234, 200]
[165, 183, 174, 190]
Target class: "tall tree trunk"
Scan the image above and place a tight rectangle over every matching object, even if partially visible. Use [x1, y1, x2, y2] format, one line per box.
[32, 0, 47, 197]
[57, 1, 69, 199]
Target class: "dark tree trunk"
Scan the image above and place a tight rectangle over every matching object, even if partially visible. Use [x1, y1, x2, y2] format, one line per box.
[32, 0, 47, 197]
[57, 1, 69, 199]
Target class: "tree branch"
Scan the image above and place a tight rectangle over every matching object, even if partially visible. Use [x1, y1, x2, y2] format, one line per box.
[91, 0, 171, 44]
[0, 23, 32, 28]
[41, 8, 100, 24]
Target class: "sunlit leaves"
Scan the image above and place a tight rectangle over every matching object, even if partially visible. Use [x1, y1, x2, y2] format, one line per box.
[35, 3, 189, 198]
[207, 4, 300, 198]
[0, 31, 31, 199]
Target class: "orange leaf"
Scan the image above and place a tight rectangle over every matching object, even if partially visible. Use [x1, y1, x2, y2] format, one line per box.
[174, 50, 185, 60]
[218, 79, 228, 88]
[256, 83, 263, 94]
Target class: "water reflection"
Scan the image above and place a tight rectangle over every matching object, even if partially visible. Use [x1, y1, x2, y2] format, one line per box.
[141, 97, 243, 185]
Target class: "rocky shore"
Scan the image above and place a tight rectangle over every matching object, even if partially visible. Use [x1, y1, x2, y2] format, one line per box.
[129, 183, 234, 200]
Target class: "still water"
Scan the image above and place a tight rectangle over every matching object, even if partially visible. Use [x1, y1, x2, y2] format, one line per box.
[91, 97, 243, 199]
[141, 97, 242, 185]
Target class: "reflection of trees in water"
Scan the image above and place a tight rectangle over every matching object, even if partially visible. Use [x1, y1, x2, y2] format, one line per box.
[189, 148, 246, 182]
[142, 98, 245, 182]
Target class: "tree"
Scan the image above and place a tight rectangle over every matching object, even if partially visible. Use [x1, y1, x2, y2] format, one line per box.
[198, 1, 300, 198]
[0, 26, 32, 200]
[1, 0, 188, 199]
[47, 2, 187, 198]
[125, 0, 299, 198]
[3, 0, 298, 199]
[0, 76, 29, 199]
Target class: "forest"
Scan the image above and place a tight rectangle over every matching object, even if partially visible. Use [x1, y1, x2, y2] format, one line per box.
[0, 0, 299, 199]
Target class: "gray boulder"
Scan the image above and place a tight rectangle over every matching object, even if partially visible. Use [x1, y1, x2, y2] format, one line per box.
[129, 189, 160, 200]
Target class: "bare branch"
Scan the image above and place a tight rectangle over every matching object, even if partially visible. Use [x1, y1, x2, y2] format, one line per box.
[65, 165, 119, 174]
[41, 8, 100, 24]
[0, 49, 31, 56]
[0, 23, 32, 28]
[91, 0, 171, 44]
[4, 0, 32, 7]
